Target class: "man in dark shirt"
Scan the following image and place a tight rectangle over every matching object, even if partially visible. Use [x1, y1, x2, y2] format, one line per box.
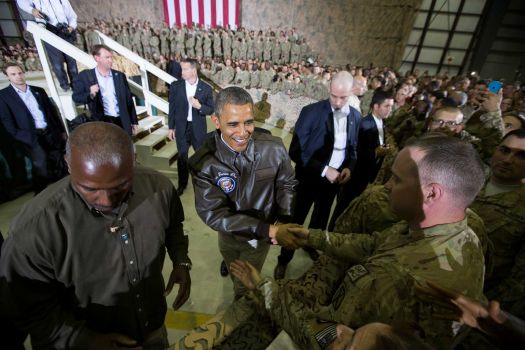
[0, 122, 191, 349]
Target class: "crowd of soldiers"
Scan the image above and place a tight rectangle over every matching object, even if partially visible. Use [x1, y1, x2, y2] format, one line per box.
[0, 44, 42, 73]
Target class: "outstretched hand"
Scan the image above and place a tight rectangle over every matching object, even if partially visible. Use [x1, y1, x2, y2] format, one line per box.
[416, 281, 504, 334]
[273, 224, 308, 249]
[230, 260, 261, 290]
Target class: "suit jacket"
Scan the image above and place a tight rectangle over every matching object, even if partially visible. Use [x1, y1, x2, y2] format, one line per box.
[353, 113, 385, 184]
[0, 85, 65, 149]
[72, 68, 138, 135]
[168, 79, 214, 154]
[166, 60, 182, 81]
[289, 99, 361, 181]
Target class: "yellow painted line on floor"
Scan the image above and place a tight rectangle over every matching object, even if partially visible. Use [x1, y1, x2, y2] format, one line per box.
[165, 309, 214, 330]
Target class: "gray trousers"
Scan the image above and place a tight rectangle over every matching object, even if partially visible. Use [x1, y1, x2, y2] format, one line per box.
[218, 232, 270, 298]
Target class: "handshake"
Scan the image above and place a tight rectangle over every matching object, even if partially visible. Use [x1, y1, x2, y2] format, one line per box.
[269, 223, 309, 249]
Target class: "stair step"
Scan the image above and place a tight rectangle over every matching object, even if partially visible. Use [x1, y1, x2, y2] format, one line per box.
[138, 115, 164, 131]
[135, 105, 148, 115]
[148, 141, 178, 170]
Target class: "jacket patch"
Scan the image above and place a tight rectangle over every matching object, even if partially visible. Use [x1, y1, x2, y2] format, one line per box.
[215, 172, 237, 193]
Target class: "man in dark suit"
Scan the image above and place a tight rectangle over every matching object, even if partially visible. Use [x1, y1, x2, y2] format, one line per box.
[274, 71, 361, 278]
[166, 56, 182, 81]
[168, 58, 214, 195]
[328, 89, 394, 231]
[72, 44, 138, 136]
[0, 63, 67, 193]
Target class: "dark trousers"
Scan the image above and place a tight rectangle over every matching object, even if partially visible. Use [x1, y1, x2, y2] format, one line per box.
[177, 122, 201, 189]
[44, 32, 78, 89]
[29, 129, 67, 194]
[277, 176, 339, 265]
[102, 115, 123, 128]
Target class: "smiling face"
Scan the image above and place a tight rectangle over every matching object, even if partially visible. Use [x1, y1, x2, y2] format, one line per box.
[212, 103, 254, 152]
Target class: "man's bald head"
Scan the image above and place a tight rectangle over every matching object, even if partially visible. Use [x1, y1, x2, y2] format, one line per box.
[329, 71, 354, 110]
[65, 123, 135, 213]
[65, 122, 134, 168]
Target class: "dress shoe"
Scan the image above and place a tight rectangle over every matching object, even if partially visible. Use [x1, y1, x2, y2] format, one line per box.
[305, 247, 320, 261]
[274, 263, 287, 279]
[176, 186, 185, 196]
[220, 260, 229, 277]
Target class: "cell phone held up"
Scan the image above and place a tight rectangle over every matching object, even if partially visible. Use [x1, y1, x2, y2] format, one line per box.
[488, 81, 502, 94]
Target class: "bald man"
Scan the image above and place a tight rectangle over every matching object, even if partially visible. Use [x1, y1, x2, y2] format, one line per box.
[275, 71, 361, 278]
[0, 122, 191, 350]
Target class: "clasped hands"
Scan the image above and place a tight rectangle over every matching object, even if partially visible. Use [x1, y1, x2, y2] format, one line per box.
[269, 223, 309, 249]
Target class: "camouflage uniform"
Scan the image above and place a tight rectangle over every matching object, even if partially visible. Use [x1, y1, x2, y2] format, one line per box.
[290, 41, 301, 63]
[195, 34, 203, 58]
[121, 30, 131, 50]
[149, 34, 160, 56]
[185, 33, 195, 58]
[131, 29, 142, 55]
[239, 39, 247, 61]
[360, 89, 374, 116]
[246, 37, 255, 60]
[173, 219, 485, 350]
[160, 28, 170, 57]
[465, 110, 504, 162]
[280, 40, 291, 64]
[259, 68, 275, 90]
[141, 29, 151, 56]
[234, 69, 250, 89]
[250, 69, 260, 89]
[272, 40, 281, 65]
[175, 30, 186, 57]
[222, 32, 232, 58]
[203, 34, 212, 58]
[213, 32, 222, 57]
[231, 38, 240, 60]
[471, 183, 525, 308]
[263, 39, 272, 62]
[75, 31, 85, 51]
[254, 39, 264, 62]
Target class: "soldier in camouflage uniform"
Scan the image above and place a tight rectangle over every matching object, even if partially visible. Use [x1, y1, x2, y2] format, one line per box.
[263, 37, 272, 62]
[464, 91, 505, 162]
[194, 33, 203, 59]
[272, 39, 281, 65]
[239, 38, 247, 61]
[213, 30, 222, 57]
[203, 33, 212, 58]
[254, 37, 264, 62]
[170, 135, 487, 350]
[222, 30, 232, 58]
[259, 61, 275, 90]
[290, 39, 301, 63]
[231, 37, 240, 61]
[160, 25, 170, 57]
[246, 34, 255, 60]
[140, 28, 151, 57]
[185, 32, 195, 58]
[249, 63, 260, 89]
[233, 64, 250, 89]
[470, 129, 525, 312]
[280, 38, 291, 64]
[149, 31, 160, 56]
[131, 27, 142, 55]
[75, 28, 85, 51]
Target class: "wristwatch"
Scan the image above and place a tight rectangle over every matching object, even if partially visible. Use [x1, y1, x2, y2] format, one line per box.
[177, 262, 192, 270]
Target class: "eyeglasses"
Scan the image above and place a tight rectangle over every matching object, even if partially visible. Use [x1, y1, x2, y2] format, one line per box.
[431, 118, 462, 127]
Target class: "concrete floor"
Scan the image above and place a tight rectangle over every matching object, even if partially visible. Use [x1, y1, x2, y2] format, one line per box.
[0, 73, 314, 345]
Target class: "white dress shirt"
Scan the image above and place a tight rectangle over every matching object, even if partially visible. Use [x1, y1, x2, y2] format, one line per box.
[17, 0, 77, 28]
[372, 114, 384, 145]
[95, 68, 120, 117]
[185, 79, 198, 122]
[13, 84, 47, 129]
[322, 104, 349, 177]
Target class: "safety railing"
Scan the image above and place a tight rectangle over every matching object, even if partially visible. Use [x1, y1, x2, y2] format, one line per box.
[25, 21, 177, 133]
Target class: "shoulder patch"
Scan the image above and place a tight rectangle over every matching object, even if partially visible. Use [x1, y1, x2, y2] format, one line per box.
[215, 172, 237, 194]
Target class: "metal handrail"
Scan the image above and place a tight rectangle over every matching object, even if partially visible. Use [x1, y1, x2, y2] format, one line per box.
[25, 22, 177, 133]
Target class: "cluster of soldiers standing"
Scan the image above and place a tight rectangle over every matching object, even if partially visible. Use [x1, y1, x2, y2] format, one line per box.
[0, 44, 42, 73]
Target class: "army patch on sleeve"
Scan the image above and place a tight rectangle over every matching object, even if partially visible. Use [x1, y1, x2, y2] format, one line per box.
[215, 172, 237, 194]
[347, 264, 369, 282]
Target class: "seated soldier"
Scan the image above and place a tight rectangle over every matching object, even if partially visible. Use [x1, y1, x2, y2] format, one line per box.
[170, 134, 487, 350]
[470, 129, 525, 316]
